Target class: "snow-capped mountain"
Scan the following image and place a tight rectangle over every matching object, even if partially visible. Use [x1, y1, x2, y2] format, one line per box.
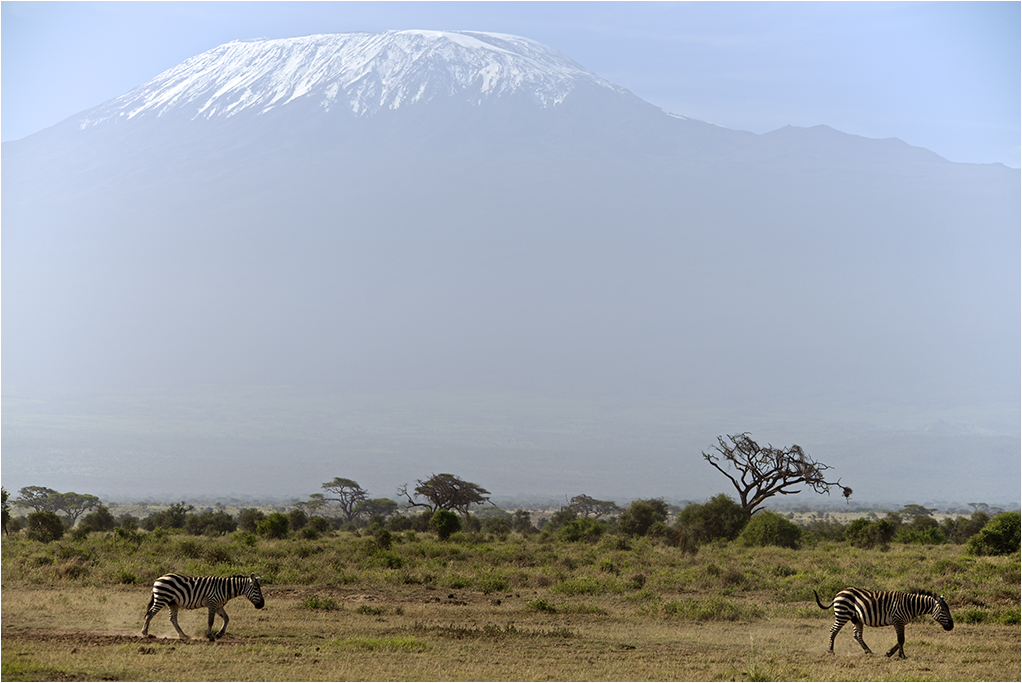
[77, 30, 642, 128]
[2, 30, 1019, 503]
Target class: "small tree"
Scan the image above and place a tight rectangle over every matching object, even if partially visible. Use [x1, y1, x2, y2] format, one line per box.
[354, 498, 399, 520]
[52, 492, 102, 526]
[618, 498, 669, 537]
[398, 474, 492, 515]
[237, 508, 265, 533]
[317, 478, 369, 521]
[703, 433, 851, 517]
[26, 510, 65, 543]
[429, 509, 462, 540]
[141, 502, 194, 530]
[567, 494, 621, 519]
[675, 494, 747, 545]
[81, 505, 117, 532]
[257, 512, 291, 539]
[965, 512, 1021, 556]
[738, 511, 803, 549]
[15, 486, 60, 513]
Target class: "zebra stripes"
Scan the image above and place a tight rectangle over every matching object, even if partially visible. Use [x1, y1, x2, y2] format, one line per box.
[814, 587, 953, 659]
[142, 573, 265, 642]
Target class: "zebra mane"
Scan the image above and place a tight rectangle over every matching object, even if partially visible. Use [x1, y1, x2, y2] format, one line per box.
[907, 588, 937, 599]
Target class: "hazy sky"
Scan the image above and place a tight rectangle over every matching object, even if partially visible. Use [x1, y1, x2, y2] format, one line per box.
[2, 1, 1019, 167]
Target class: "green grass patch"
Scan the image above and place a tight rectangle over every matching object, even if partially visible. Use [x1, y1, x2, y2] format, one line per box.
[334, 636, 430, 652]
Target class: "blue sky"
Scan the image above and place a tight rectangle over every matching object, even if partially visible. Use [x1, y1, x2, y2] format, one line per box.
[2, 1, 1019, 167]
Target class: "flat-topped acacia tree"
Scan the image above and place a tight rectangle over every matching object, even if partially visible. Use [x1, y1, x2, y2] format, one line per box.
[398, 473, 492, 516]
[703, 433, 852, 518]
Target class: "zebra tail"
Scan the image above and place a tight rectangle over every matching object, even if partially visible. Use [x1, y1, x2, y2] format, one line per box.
[146, 594, 154, 614]
[813, 590, 834, 610]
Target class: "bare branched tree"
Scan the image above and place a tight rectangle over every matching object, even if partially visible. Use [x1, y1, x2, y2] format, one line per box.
[703, 433, 852, 517]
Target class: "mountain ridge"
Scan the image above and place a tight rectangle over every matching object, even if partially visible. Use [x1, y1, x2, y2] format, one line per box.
[2, 29, 1018, 503]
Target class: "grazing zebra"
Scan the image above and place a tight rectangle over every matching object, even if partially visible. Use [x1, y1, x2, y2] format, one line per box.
[142, 573, 265, 642]
[813, 587, 953, 659]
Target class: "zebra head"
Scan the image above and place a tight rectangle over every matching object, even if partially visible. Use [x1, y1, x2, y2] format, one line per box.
[932, 594, 953, 631]
[245, 574, 265, 610]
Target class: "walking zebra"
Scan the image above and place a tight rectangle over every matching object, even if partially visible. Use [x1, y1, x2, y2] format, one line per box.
[814, 587, 953, 658]
[142, 573, 265, 642]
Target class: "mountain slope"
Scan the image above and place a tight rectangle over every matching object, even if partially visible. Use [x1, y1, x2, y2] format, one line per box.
[2, 30, 1018, 503]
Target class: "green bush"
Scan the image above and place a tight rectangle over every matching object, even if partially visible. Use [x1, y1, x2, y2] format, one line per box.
[237, 508, 265, 533]
[844, 518, 895, 549]
[675, 494, 747, 546]
[256, 512, 291, 539]
[618, 499, 669, 537]
[26, 511, 65, 543]
[80, 505, 117, 532]
[429, 510, 462, 541]
[557, 518, 606, 543]
[184, 510, 237, 536]
[738, 511, 803, 549]
[966, 512, 1021, 556]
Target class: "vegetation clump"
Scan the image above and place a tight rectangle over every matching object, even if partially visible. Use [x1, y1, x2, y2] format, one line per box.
[966, 512, 1021, 556]
[738, 511, 803, 549]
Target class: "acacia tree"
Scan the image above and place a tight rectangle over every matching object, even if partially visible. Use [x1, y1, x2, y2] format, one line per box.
[703, 433, 852, 518]
[566, 494, 620, 519]
[15, 486, 60, 513]
[398, 473, 492, 515]
[317, 478, 369, 521]
[52, 493, 101, 526]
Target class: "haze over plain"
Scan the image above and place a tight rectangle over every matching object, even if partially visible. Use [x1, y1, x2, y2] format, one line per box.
[2, 6, 1019, 508]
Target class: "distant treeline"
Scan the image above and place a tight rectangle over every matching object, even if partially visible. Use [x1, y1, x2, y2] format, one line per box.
[5, 488, 1019, 558]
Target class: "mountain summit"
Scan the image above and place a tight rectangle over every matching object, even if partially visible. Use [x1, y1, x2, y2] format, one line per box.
[77, 30, 642, 128]
[2, 30, 1018, 503]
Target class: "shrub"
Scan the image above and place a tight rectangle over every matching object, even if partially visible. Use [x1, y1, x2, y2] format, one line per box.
[288, 509, 309, 531]
[429, 510, 462, 541]
[966, 512, 1021, 556]
[618, 498, 669, 537]
[80, 505, 117, 532]
[26, 511, 65, 543]
[308, 516, 332, 534]
[844, 518, 895, 549]
[184, 510, 237, 536]
[942, 511, 990, 544]
[558, 518, 607, 543]
[141, 502, 193, 530]
[738, 511, 803, 549]
[256, 512, 290, 539]
[675, 494, 747, 545]
[237, 508, 266, 533]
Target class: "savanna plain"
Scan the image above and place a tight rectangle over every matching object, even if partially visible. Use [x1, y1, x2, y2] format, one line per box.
[2, 525, 1020, 682]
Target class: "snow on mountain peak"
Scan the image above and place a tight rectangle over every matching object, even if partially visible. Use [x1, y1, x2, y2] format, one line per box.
[78, 30, 630, 127]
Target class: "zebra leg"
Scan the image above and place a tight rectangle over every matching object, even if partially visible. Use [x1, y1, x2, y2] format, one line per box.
[827, 615, 848, 653]
[851, 621, 872, 654]
[206, 606, 218, 642]
[141, 596, 159, 637]
[214, 607, 230, 639]
[169, 605, 190, 640]
[885, 622, 907, 659]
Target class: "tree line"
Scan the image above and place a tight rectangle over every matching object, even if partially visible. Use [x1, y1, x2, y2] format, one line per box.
[3, 432, 1017, 555]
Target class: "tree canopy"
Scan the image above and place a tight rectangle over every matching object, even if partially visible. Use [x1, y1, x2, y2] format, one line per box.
[317, 478, 369, 521]
[566, 494, 621, 519]
[703, 433, 851, 517]
[398, 473, 492, 515]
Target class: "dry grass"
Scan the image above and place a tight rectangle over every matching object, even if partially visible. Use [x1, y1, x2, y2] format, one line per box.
[2, 583, 1018, 681]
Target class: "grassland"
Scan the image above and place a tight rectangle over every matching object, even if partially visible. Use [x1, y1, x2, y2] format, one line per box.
[2, 530, 1019, 681]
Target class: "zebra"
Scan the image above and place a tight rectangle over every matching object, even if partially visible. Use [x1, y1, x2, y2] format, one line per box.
[813, 587, 953, 659]
[142, 573, 265, 642]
